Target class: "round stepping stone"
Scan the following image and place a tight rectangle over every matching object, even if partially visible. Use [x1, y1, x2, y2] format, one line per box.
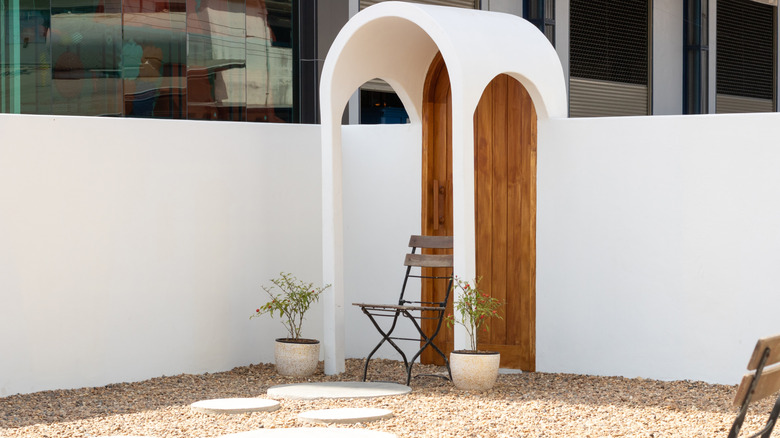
[191, 398, 280, 414]
[220, 428, 397, 438]
[298, 407, 393, 424]
[267, 382, 410, 400]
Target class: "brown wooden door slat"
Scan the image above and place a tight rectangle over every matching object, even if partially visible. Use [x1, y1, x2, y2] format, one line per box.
[506, 77, 523, 347]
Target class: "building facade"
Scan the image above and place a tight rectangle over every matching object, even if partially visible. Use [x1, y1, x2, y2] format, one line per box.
[1, 0, 778, 120]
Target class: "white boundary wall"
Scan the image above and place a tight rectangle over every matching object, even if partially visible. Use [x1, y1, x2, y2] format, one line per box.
[342, 124, 423, 361]
[4, 112, 780, 395]
[538, 113, 780, 384]
[0, 115, 324, 397]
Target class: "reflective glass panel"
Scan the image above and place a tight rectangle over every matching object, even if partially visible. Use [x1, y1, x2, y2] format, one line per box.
[186, 0, 246, 121]
[50, 0, 121, 115]
[122, 0, 187, 118]
[1, 0, 292, 121]
[246, 0, 291, 122]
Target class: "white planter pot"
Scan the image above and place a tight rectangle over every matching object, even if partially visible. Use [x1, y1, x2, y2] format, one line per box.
[274, 338, 320, 377]
[450, 350, 500, 391]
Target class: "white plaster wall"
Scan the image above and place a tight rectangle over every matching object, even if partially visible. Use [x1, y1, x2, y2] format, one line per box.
[341, 124, 423, 362]
[7, 110, 780, 394]
[653, 0, 683, 115]
[0, 115, 324, 396]
[537, 112, 780, 384]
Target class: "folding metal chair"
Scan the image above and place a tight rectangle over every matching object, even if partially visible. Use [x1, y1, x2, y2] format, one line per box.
[352, 235, 454, 385]
[729, 334, 780, 438]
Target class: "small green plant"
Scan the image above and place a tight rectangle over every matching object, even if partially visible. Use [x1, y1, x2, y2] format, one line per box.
[446, 276, 503, 352]
[251, 272, 331, 340]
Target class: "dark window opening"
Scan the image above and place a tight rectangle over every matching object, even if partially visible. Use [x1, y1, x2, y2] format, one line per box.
[523, 0, 555, 46]
[683, 0, 709, 114]
[360, 89, 409, 124]
[716, 0, 775, 113]
[569, 0, 651, 117]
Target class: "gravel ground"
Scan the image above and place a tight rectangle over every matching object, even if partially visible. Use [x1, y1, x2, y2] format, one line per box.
[0, 359, 774, 437]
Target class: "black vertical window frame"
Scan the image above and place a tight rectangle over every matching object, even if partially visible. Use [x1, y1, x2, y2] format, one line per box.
[683, 0, 709, 114]
[523, 0, 555, 46]
[293, 0, 317, 123]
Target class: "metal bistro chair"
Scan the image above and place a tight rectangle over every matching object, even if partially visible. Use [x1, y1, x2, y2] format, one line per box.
[729, 334, 780, 438]
[353, 235, 454, 385]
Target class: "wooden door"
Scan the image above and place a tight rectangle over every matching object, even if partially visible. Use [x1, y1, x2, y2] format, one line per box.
[474, 74, 536, 371]
[420, 53, 453, 365]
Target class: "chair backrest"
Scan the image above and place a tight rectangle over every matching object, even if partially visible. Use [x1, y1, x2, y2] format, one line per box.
[729, 334, 780, 438]
[398, 235, 453, 306]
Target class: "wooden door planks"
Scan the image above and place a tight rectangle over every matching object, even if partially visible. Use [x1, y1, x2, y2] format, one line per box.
[473, 74, 536, 371]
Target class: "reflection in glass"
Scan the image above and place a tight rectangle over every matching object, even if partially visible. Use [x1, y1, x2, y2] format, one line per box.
[187, 0, 246, 121]
[50, 0, 121, 115]
[1, 0, 292, 121]
[123, 0, 186, 118]
[246, 0, 292, 122]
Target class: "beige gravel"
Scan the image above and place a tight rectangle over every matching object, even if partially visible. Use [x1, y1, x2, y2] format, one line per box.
[0, 359, 775, 437]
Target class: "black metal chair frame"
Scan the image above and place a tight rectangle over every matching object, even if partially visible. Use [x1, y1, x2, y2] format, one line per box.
[353, 235, 454, 385]
[729, 336, 780, 438]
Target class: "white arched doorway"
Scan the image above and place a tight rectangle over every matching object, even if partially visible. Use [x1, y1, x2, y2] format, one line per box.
[319, 1, 567, 375]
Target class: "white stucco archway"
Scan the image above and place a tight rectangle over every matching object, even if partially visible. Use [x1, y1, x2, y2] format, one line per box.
[320, 1, 568, 375]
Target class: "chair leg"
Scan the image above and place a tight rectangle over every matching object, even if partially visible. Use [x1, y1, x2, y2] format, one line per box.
[758, 393, 780, 438]
[404, 309, 452, 384]
[361, 309, 408, 381]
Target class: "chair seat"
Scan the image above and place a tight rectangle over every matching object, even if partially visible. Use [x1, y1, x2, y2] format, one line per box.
[352, 303, 445, 312]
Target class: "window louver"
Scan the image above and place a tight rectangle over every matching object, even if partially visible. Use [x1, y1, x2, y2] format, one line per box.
[716, 0, 775, 113]
[569, 0, 650, 117]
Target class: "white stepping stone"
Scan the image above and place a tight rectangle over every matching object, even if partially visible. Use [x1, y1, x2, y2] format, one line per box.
[220, 428, 397, 438]
[191, 398, 281, 414]
[298, 407, 393, 424]
[267, 382, 410, 400]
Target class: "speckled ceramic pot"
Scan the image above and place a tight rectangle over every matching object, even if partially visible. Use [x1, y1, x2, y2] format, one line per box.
[274, 338, 320, 377]
[450, 350, 500, 391]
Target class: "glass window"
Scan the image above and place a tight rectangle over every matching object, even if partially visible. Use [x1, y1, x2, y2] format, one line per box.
[569, 0, 651, 117]
[716, 0, 775, 113]
[1, 0, 293, 121]
[246, 0, 292, 122]
[683, 0, 709, 114]
[186, 0, 245, 121]
[523, 0, 555, 46]
[49, 0, 122, 116]
[123, 0, 186, 119]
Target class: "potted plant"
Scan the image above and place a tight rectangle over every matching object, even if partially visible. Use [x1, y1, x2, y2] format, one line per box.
[251, 272, 330, 377]
[446, 276, 503, 391]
